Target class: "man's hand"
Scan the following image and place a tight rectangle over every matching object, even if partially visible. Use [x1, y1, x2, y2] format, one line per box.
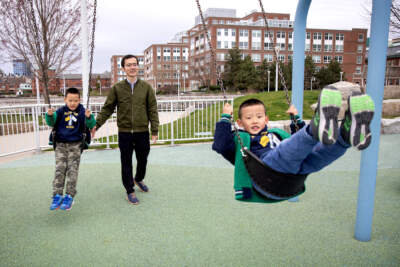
[223, 103, 233, 116]
[47, 107, 54, 116]
[151, 134, 158, 144]
[91, 126, 97, 138]
[286, 104, 298, 116]
[85, 109, 92, 118]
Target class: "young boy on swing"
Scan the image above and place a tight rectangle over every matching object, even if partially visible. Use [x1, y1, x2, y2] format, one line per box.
[45, 87, 96, 210]
[212, 87, 375, 200]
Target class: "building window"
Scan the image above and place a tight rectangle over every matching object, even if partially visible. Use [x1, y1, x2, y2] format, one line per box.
[355, 66, 361, 74]
[264, 54, 273, 62]
[264, 31, 274, 40]
[277, 31, 286, 39]
[288, 32, 293, 39]
[224, 29, 228, 36]
[252, 41, 261, 50]
[288, 54, 293, 61]
[312, 55, 321, 63]
[278, 54, 285, 62]
[231, 41, 236, 48]
[357, 55, 362, 64]
[252, 54, 261, 62]
[288, 43, 293, 51]
[305, 43, 310, 51]
[264, 42, 273, 50]
[336, 33, 344, 41]
[313, 32, 322, 40]
[324, 44, 333, 52]
[231, 29, 236, 36]
[323, 55, 331, 63]
[252, 30, 261, 38]
[217, 29, 222, 36]
[306, 32, 310, 39]
[358, 33, 364, 42]
[357, 45, 363, 53]
[335, 44, 344, 52]
[324, 33, 333, 40]
[334, 55, 343, 63]
[313, 44, 322, 52]
[239, 42, 248, 49]
[239, 29, 248, 37]
[278, 42, 286, 50]
[163, 47, 171, 53]
[224, 41, 229, 49]
[217, 41, 222, 49]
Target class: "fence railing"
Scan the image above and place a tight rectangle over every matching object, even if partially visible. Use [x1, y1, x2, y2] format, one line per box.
[0, 98, 233, 157]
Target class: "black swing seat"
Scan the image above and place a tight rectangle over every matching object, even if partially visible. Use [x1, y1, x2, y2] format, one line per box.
[242, 147, 308, 199]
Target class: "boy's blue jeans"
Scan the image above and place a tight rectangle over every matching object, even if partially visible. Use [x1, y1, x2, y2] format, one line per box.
[261, 126, 350, 175]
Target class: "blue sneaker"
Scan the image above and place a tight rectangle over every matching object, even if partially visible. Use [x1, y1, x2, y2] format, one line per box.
[50, 194, 63, 210]
[60, 194, 74, 210]
[126, 192, 139, 205]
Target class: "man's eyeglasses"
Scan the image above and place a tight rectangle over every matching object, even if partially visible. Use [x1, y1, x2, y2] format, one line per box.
[125, 63, 138, 68]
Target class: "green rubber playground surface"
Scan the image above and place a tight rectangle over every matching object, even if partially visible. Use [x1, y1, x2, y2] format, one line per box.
[1, 135, 399, 266]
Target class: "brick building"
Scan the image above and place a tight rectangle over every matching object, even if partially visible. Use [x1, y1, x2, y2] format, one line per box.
[31, 70, 111, 96]
[186, 8, 368, 89]
[110, 55, 145, 85]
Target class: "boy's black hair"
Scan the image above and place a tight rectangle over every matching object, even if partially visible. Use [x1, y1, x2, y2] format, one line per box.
[65, 87, 80, 97]
[238, 98, 266, 118]
[121, 54, 139, 68]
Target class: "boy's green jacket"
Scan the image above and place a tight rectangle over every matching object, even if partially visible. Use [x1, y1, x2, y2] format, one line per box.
[95, 79, 159, 135]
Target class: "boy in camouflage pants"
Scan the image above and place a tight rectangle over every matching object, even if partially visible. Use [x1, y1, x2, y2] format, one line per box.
[46, 88, 96, 210]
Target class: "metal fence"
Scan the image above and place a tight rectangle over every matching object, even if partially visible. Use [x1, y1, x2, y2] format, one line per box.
[0, 98, 233, 157]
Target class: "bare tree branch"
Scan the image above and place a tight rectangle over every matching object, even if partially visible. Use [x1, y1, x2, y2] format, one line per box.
[0, 0, 89, 104]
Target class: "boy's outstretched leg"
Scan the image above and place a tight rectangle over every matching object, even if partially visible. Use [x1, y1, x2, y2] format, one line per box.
[311, 87, 342, 145]
[340, 92, 375, 150]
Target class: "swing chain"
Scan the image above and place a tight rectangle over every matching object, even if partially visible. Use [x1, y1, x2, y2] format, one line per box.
[258, 0, 298, 129]
[87, 0, 97, 108]
[28, 0, 51, 108]
[195, 0, 226, 97]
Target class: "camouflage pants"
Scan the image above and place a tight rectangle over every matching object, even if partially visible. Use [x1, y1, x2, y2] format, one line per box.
[53, 141, 82, 197]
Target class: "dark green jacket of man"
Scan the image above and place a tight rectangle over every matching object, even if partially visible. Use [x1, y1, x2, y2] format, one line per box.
[95, 79, 159, 135]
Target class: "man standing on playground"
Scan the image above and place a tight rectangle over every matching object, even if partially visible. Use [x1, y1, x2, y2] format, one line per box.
[91, 55, 159, 205]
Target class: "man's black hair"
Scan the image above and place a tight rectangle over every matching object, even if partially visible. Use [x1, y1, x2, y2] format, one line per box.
[238, 98, 266, 118]
[121, 54, 139, 68]
[65, 87, 80, 97]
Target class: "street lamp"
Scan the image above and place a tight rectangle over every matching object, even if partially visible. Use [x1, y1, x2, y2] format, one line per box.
[267, 70, 270, 92]
[274, 45, 280, 91]
[340, 71, 343, 81]
[310, 76, 315, 91]
[177, 69, 180, 99]
[183, 71, 186, 92]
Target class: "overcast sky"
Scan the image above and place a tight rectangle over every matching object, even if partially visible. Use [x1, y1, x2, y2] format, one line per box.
[1, 0, 372, 74]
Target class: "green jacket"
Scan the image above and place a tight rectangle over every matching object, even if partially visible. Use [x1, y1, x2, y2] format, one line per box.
[95, 79, 159, 135]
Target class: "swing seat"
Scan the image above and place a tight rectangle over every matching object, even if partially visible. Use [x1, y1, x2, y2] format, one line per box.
[242, 147, 307, 199]
[234, 131, 307, 203]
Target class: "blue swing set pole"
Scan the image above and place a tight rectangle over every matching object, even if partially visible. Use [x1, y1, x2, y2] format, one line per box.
[289, 0, 312, 203]
[291, 0, 311, 117]
[354, 0, 391, 242]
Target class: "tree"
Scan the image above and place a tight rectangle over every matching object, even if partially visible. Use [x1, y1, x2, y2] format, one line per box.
[315, 60, 343, 88]
[237, 55, 258, 91]
[223, 48, 242, 91]
[362, 0, 400, 38]
[0, 0, 86, 104]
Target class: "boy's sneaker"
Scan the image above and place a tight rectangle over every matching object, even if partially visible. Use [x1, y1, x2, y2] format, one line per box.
[311, 88, 342, 145]
[49, 194, 63, 210]
[126, 192, 139, 205]
[60, 194, 74, 210]
[340, 92, 375, 150]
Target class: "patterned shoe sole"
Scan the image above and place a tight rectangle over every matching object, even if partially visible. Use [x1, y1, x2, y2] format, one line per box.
[349, 94, 375, 150]
[317, 89, 342, 145]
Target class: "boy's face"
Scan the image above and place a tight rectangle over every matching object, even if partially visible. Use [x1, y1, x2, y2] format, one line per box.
[237, 104, 269, 135]
[64, 93, 80, 111]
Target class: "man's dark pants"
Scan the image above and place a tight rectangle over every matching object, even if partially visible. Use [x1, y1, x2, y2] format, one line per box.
[118, 131, 150, 195]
